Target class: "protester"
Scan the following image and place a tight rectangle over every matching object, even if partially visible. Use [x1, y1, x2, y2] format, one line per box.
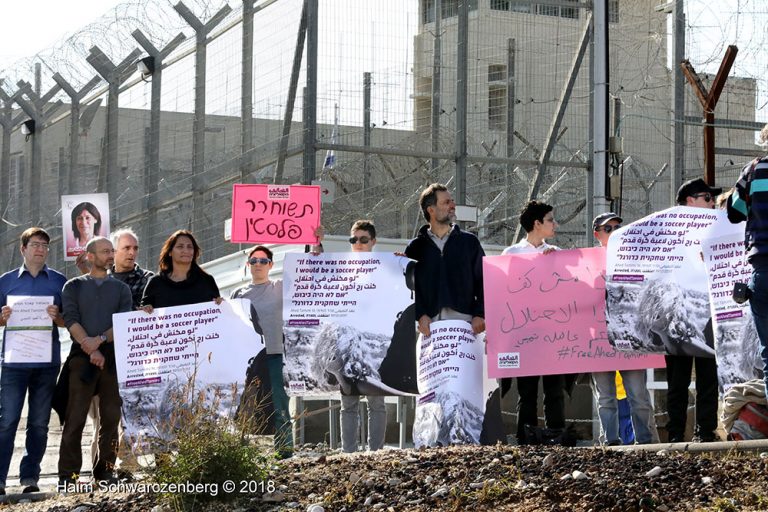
[591, 212, 659, 445]
[59, 237, 132, 486]
[502, 200, 568, 444]
[665, 179, 721, 442]
[337, 220, 387, 452]
[230, 229, 323, 459]
[728, 123, 768, 407]
[110, 229, 154, 310]
[140, 230, 221, 310]
[87, 228, 154, 479]
[404, 183, 485, 338]
[0, 228, 66, 495]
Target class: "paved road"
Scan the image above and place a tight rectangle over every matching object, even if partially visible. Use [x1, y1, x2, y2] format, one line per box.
[5, 399, 94, 493]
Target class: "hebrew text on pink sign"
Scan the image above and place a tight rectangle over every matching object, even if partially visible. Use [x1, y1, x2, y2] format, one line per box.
[483, 248, 665, 378]
[231, 184, 321, 244]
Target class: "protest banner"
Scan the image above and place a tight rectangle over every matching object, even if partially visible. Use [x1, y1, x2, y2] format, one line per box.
[606, 206, 722, 357]
[231, 184, 321, 244]
[3, 295, 53, 363]
[61, 193, 110, 260]
[700, 221, 761, 390]
[113, 299, 268, 447]
[281, 252, 418, 396]
[412, 320, 503, 447]
[484, 248, 665, 378]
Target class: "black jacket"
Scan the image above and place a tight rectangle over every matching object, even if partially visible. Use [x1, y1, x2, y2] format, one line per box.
[404, 224, 485, 320]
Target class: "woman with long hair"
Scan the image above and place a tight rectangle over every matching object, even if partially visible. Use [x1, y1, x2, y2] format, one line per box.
[141, 230, 222, 310]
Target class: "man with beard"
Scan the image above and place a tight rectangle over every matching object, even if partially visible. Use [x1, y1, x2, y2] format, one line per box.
[405, 183, 485, 339]
[59, 237, 131, 487]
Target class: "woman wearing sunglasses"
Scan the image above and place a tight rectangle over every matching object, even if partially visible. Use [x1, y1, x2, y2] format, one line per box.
[230, 229, 323, 459]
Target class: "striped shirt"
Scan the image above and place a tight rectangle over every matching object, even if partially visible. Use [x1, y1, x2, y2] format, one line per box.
[728, 156, 768, 264]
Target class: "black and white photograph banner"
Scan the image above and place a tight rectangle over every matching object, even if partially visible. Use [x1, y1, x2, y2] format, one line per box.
[413, 320, 503, 447]
[282, 252, 418, 397]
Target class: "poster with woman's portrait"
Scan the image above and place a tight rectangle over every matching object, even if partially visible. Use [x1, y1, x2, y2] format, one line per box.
[61, 193, 110, 261]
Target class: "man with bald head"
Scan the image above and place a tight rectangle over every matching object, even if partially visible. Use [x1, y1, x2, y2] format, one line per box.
[59, 237, 131, 488]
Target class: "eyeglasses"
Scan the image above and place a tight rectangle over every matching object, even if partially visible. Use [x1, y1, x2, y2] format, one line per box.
[348, 236, 372, 244]
[599, 224, 622, 233]
[27, 242, 49, 250]
[691, 192, 713, 202]
[248, 257, 272, 265]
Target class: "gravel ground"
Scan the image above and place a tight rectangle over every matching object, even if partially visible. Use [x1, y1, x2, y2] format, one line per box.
[5, 444, 768, 511]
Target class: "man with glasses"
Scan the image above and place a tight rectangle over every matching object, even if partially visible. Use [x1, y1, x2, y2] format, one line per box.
[340, 220, 387, 452]
[59, 237, 132, 487]
[0, 228, 66, 494]
[231, 233, 322, 459]
[591, 213, 659, 445]
[664, 178, 722, 442]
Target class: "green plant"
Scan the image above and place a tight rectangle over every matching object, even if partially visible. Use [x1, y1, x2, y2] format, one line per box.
[710, 497, 739, 512]
[142, 380, 274, 510]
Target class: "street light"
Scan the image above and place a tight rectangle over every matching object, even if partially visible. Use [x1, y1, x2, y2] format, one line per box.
[136, 56, 155, 77]
[20, 119, 35, 135]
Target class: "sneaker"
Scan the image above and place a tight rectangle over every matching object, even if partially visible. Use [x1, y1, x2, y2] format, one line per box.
[692, 434, 718, 443]
[668, 435, 685, 443]
[22, 484, 40, 493]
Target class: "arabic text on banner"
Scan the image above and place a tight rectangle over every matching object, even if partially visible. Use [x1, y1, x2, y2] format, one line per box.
[113, 299, 267, 448]
[413, 320, 486, 447]
[606, 206, 721, 358]
[700, 221, 761, 390]
[484, 248, 665, 378]
[281, 252, 417, 397]
[3, 295, 53, 363]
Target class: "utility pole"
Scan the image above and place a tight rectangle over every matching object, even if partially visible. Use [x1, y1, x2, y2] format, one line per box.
[670, 0, 685, 203]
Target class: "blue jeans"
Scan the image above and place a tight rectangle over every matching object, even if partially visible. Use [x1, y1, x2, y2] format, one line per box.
[750, 267, 768, 395]
[267, 355, 293, 454]
[0, 366, 59, 488]
[591, 369, 659, 444]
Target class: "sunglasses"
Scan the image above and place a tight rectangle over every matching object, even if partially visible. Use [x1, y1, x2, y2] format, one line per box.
[248, 257, 272, 265]
[691, 192, 713, 202]
[599, 224, 622, 233]
[348, 236, 372, 244]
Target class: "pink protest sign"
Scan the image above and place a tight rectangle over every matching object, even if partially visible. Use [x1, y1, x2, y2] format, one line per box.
[483, 248, 665, 378]
[231, 184, 321, 244]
